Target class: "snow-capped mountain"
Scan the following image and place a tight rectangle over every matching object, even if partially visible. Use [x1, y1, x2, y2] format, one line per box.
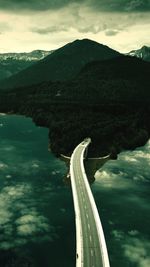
[0, 50, 53, 81]
[127, 46, 150, 62]
[0, 50, 53, 62]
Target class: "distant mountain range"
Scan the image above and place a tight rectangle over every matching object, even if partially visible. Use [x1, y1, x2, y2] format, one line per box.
[0, 50, 52, 62]
[0, 39, 120, 89]
[0, 50, 53, 81]
[127, 45, 150, 62]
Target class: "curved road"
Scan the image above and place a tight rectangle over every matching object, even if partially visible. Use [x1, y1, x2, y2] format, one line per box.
[70, 139, 110, 267]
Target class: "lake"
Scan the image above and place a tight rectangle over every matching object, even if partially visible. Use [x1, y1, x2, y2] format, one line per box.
[0, 114, 149, 267]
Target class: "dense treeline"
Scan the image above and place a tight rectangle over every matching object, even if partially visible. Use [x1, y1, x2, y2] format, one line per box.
[0, 55, 150, 156]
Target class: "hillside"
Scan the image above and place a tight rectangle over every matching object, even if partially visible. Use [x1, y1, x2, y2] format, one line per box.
[0, 50, 52, 81]
[56, 55, 150, 104]
[0, 39, 120, 89]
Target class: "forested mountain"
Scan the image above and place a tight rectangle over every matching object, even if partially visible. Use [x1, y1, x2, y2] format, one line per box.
[0, 39, 120, 89]
[127, 45, 150, 62]
[0, 52, 149, 156]
[0, 50, 52, 81]
[56, 55, 150, 104]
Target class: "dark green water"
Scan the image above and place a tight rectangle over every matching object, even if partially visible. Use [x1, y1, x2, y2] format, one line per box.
[0, 114, 150, 267]
[93, 143, 150, 267]
[0, 114, 75, 267]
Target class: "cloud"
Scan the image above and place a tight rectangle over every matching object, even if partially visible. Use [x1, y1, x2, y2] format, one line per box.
[0, 0, 72, 11]
[0, 1, 149, 53]
[32, 25, 68, 34]
[105, 29, 120, 36]
[0, 22, 12, 33]
[77, 24, 106, 34]
[125, 0, 150, 11]
[88, 0, 150, 12]
[0, 0, 149, 12]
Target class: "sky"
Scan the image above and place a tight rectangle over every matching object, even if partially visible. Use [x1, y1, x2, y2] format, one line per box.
[0, 0, 149, 53]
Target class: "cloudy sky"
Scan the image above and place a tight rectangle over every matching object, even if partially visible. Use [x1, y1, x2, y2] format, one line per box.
[0, 0, 149, 53]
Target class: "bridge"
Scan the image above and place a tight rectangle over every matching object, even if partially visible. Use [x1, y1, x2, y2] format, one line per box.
[70, 138, 110, 267]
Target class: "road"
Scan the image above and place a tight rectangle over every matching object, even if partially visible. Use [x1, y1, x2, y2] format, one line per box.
[70, 139, 110, 267]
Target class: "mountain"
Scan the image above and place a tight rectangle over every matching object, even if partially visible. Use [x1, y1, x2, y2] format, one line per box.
[0, 39, 120, 89]
[66, 55, 150, 103]
[0, 50, 52, 62]
[0, 50, 53, 81]
[35, 55, 149, 105]
[1, 54, 149, 156]
[127, 46, 150, 62]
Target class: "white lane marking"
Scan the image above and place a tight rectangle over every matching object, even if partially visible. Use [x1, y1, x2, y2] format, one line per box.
[90, 235, 92, 242]
[86, 214, 88, 219]
[83, 197, 85, 203]
[84, 205, 87, 209]
[88, 223, 90, 230]
[91, 249, 93, 257]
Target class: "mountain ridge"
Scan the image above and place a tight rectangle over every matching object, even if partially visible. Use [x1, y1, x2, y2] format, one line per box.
[127, 45, 150, 62]
[0, 52, 149, 156]
[0, 38, 121, 89]
[0, 50, 53, 62]
[0, 49, 53, 81]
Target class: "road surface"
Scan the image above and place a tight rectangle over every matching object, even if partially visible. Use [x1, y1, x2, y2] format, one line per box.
[70, 139, 110, 267]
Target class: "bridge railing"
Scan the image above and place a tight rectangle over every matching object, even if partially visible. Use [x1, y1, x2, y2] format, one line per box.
[80, 146, 110, 267]
[70, 145, 84, 267]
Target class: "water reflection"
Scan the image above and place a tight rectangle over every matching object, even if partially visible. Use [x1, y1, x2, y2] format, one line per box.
[93, 141, 150, 267]
[0, 115, 75, 267]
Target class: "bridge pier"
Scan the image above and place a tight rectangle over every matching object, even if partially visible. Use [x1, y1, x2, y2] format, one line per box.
[84, 155, 111, 182]
[84, 146, 88, 159]
[60, 146, 117, 183]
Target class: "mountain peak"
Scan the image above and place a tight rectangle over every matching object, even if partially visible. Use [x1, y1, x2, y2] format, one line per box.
[72, 38, 98, 44]
[141, 45, 150, 52]
[66, 38, 110, 49]
[141, 45, 149, 49]
[0, 39, 120, 89]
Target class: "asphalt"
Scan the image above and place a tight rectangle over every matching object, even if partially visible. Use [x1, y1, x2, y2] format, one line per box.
[72, 143, 104, 267]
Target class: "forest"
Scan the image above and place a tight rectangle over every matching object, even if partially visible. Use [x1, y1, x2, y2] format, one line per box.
[0, 56, 150, 157]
